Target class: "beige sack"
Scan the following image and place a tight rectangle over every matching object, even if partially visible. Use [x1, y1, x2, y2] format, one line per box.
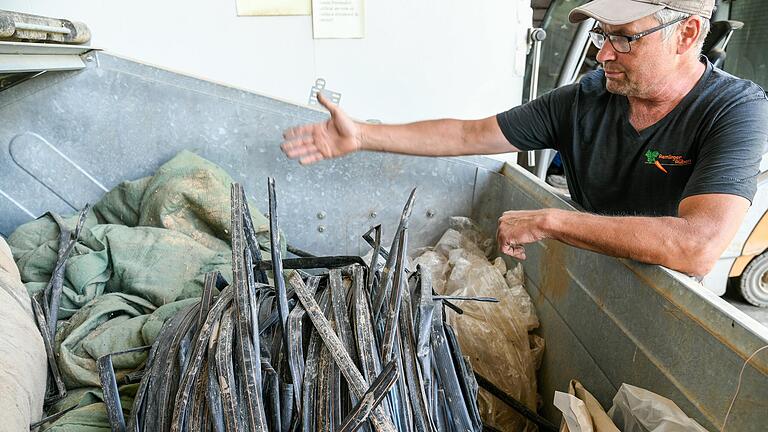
[560, 380, 620, 432]
[0, 237, 47, 431]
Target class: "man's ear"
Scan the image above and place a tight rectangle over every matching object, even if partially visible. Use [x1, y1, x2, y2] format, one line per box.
[677, 16, 702, 55]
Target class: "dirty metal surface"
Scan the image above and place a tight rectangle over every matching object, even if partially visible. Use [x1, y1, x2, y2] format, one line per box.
[0, 52, 500, 257]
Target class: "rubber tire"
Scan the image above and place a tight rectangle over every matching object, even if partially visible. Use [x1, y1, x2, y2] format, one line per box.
[739, 252, 768, 307]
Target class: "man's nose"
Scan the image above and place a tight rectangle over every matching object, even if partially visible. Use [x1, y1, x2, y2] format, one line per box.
[596, 40, 617, 63]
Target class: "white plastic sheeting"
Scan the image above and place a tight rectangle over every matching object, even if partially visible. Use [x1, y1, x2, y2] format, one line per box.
[413, 217, 542, 431]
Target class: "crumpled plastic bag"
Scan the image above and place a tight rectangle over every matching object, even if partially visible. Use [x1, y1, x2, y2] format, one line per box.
[608, 384, 708, 432]
[413, 217, 542, 432]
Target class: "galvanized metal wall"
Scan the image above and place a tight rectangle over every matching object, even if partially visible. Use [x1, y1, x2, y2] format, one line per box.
[472, 165, 768, 431]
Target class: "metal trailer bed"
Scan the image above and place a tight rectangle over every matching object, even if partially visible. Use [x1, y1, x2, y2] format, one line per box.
[1, 49, 766, 431]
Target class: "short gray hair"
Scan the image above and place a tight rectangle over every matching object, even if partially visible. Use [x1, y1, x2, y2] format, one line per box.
[653, 9, 711, 53]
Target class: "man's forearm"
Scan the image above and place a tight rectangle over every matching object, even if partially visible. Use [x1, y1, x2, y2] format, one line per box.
[542, 209, 722, 276]
[359, 117, 516, 157]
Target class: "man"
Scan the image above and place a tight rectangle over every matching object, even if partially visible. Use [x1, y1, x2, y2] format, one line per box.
[282, 0, 768, 278]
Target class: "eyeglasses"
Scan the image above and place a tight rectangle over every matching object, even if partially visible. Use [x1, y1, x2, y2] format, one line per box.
[588, 16, 688, 53]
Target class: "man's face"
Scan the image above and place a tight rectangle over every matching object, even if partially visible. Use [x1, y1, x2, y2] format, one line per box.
[596, 15, 679, 98]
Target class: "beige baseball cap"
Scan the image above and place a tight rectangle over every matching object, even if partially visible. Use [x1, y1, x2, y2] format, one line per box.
[569, 0, 716, 25]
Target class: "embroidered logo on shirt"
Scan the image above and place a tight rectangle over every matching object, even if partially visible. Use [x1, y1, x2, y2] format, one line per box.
[644, 150, 692, 174]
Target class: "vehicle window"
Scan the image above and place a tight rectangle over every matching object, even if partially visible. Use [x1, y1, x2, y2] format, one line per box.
[724, 0, 768, 89]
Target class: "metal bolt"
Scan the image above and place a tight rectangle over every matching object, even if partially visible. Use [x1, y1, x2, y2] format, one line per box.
[85, 54, 95, 62]
[317, 225, 326, 233]
[369, 211, 377, 219]
[426, 209, 436, 218]
[317, 211, 326, 220]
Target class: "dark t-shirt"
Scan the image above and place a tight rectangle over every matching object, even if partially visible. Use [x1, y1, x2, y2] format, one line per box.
[496, 61, 768, 216]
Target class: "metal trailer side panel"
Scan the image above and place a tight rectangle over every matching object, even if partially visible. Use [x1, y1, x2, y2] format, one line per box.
[471, 166, 768, 431]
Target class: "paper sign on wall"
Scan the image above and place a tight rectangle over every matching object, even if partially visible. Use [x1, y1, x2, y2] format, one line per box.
[236, 0, 311, 16]
[312, 0, 365, 39]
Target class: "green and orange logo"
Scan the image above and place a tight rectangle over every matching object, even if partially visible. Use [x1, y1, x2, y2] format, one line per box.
[644, 150, 691, 174]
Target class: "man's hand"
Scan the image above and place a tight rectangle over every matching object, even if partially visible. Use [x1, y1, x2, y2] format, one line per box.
[497, 209, 553, 260]
[281, 93, 362, 165]
[498, 195, 749, 277]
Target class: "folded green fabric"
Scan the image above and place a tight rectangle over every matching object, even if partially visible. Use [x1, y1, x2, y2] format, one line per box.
[8, 150, 282, 430]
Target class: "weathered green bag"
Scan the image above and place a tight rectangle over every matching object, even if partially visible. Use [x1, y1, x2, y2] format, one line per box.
[8, 151, 280, 430]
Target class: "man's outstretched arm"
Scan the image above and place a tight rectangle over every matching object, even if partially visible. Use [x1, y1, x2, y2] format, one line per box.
[281, 94, 518, 164]
[497, 194, 749, 277]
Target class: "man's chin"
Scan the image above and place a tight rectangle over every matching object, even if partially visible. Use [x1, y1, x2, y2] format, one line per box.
[605, 80, 629, 96]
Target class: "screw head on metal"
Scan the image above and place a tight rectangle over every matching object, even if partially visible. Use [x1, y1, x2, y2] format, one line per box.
[317, 225, 326, 233]
[369, 211, 377, 219]
[426, 209, 436, 218]
[317, 211, 326, 220]
[529, 28, 547, 42]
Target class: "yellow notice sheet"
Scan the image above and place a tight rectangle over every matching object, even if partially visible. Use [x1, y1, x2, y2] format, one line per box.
[236, 0, 311, 16]
[312, 0, 365, 39]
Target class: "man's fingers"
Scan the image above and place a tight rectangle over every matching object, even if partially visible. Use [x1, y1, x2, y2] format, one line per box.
[299, 152, 325, 165]
[283, 124, 316, 140]
[500, 244, 527, 260]
[281, 137, 317, 158]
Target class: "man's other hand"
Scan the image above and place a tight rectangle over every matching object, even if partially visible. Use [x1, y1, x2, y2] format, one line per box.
[281, 93, 362, 165]
[497, 209, 552, 260]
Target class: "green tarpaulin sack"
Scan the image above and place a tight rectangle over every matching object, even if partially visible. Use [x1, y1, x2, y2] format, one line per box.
[8, 150, 281, 430]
